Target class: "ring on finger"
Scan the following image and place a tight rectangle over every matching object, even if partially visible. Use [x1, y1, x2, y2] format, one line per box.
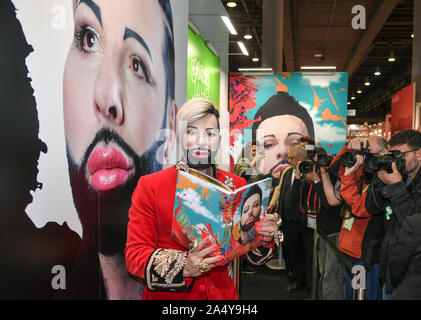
[196, 260, 210, 273]
[189, 239, 198, 253]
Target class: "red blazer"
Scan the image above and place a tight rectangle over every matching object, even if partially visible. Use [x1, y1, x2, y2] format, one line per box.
[125, 166, 247, 300]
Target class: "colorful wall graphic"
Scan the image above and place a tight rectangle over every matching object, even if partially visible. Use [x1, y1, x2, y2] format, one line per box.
[229, 72, 348, 178]
[187, 26, 221, 107]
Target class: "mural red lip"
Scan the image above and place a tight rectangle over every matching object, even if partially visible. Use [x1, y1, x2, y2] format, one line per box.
[87, 145, 134, 191]
[272, 163, 291, 177]
[193, 150, 210, 159]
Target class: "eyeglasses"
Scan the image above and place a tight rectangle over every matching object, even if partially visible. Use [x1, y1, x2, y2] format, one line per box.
[403, 148, 420, 156]
[186, 127, 220, 139]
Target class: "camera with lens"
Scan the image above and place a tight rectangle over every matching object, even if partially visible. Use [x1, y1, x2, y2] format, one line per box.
[339, 141, 370, 168]
[317, 154, 334, 168]
[298, 154, 334, 174]
[298, 160, 315, 174]
[364, 150, 406, 175]
[304, 144, 316, 160]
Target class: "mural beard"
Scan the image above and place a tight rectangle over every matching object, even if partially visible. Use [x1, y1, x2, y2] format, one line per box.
[240, 214, 259, 233]
[184, 147, 218, 170]
[66, 128, 162, 256]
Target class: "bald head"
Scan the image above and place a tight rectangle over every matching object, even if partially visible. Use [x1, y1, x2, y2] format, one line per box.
[368, 136, 388, 154]
[288, 145, 306, 167]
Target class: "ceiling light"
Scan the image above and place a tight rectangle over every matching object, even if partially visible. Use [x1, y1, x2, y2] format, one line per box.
[300, 66, 336, 71]
[238, 68, 273, 72]
[411, 33, 414, 38]
[227, 1, 237, 7]
[364, 78, 371, 86]
[221, 16, 237, 35]
[300, 66, 336, 75]
[244, 34, 253, 40]
[351, 96, 356, 100]
[357, 87, 362, 94]
[237, 41, 249, 56]
[252, 57, 259, 62]
[347, 102, 351, 105]
[374, 67, 381, 76]
[314, 53, 324, 58]
[388, 51, 396, 62]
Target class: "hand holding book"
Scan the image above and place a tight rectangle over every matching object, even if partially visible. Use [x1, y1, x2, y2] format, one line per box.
[183, 237, 225, 277]
[255, 214, 279, 243]
[172, 169, 273, 265]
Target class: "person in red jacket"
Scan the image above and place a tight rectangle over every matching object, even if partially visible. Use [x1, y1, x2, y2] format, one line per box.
[125, 98, 279, 300]
[331, 136, 387, 300]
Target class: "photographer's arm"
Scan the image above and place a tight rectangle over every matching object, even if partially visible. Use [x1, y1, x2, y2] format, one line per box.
[378, 163, 417, 225]
[339, 155, 371, 218]
[365, 174, 388, 216]
[320, 167, 342, 207]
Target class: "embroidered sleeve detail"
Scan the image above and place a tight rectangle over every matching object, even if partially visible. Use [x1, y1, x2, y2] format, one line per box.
[145, 249, 193, 291]
[246, 246, 274, 266]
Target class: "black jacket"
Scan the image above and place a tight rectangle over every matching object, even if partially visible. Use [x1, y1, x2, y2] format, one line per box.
[276, 167, 301, 222]
[389, 214, 421, 300]
[365, 168, 421, 293]
[313, 180, 342, 235]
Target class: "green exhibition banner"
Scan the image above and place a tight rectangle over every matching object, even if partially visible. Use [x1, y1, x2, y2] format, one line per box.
[187, 26, 220, 107]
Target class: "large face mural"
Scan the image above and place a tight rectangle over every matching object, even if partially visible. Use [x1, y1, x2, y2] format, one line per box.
[229, 72, 348, 180]
[63, 0, 175, 256]
[3, 0, 188, 299]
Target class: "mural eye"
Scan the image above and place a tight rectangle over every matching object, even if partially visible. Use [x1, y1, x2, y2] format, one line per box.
[264, 142, 273, 149]
[74, 25, 100, 54]
[130, 56, 146, 79]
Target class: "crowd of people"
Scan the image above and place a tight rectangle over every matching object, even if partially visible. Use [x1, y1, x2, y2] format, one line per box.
[235, 130, 421, 300]
[123, 94, 421, 300]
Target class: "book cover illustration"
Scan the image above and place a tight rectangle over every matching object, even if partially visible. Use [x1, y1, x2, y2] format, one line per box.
[172, 170, 272, 265]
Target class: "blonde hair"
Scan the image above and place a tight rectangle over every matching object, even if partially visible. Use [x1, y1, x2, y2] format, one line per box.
[176, 98, 219, 138]
[177, 98, 219, 125]
[175, 98, 220, 161]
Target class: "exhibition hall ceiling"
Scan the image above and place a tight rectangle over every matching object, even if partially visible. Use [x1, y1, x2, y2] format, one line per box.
[222, 0, 414, 122]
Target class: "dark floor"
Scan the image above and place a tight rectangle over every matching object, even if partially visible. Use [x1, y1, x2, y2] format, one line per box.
[239, 262, 310, 300]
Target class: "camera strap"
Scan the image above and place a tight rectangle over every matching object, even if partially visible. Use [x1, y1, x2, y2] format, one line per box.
[299, 183, 321, 214]
[299, 183, 320, 230]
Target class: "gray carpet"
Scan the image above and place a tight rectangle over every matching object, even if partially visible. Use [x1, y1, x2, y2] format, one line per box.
[239, 264, 310, 300]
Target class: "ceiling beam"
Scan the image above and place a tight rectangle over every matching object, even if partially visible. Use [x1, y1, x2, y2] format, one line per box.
[345, 0, 400, 78]
[283, 0, 295, 71]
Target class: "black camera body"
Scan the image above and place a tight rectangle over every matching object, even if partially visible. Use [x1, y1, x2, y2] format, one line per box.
[317, 154, 334, 168]
[304, 144, 316, 160]
[298, 160, 315, 174]
[364, 150, 406, 175]
[298, 155, 334, 174]
[339, 142, 370, 168]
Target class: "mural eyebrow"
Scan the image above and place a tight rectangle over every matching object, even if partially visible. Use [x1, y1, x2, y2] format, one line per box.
[287, 132, 304, 137]
[124, 28, 153, 64]
[77, 0, 103, 27]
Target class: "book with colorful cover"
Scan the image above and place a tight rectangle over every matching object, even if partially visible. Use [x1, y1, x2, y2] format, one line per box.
[172, 169, 272, 266]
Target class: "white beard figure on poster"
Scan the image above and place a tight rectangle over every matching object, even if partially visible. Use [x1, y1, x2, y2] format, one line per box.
[63, 0, 176, 299]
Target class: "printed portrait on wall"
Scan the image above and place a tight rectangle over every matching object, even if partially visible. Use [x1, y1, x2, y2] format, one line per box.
[2, 0, 188, 299]
[229, 72, 348, 182]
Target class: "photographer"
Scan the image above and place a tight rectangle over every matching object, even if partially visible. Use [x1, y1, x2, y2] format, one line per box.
[279, 145, 315, 295]
[309, 149, 345, 300]
[332, 136, 388, 300]
[365, 130, 421, 299]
